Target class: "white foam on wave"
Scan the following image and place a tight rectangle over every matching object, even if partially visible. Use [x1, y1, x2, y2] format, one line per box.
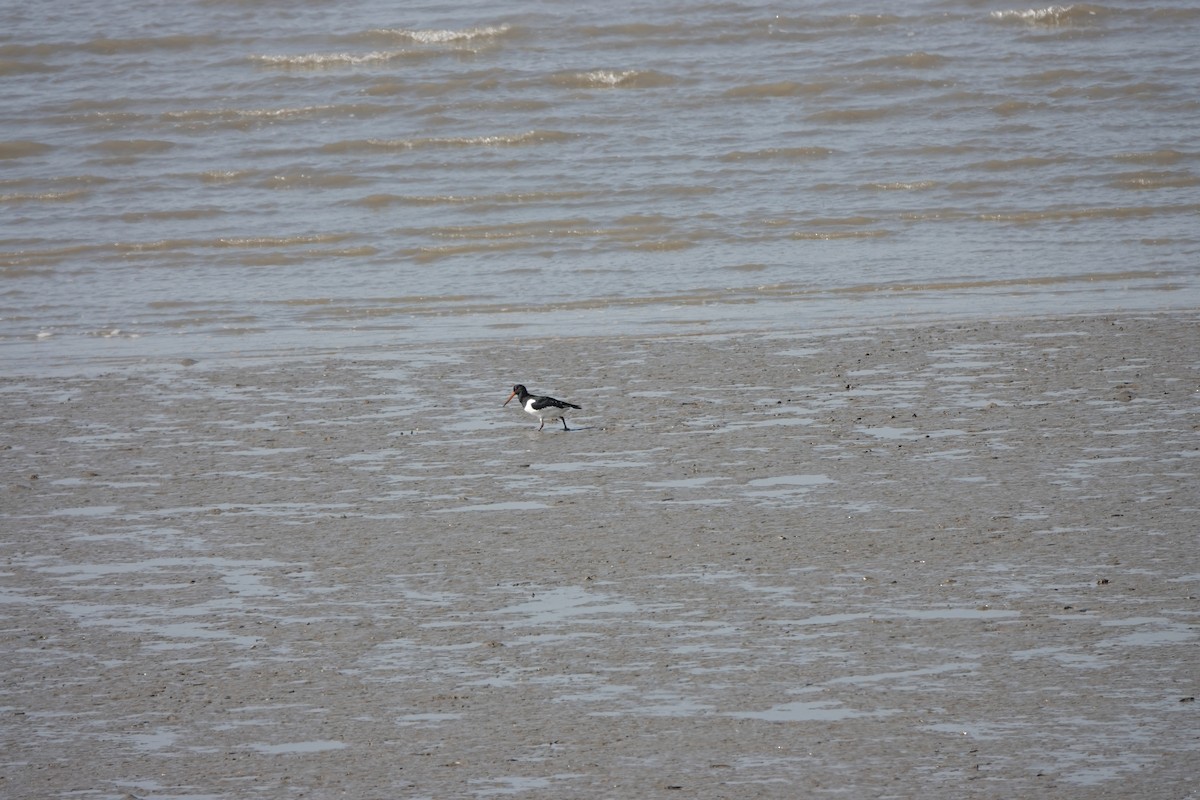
[358, 130, 573, 150]
[252, 50, 409, 68]
[582, 69, 639, 87]
[552, 69, 676, 89]
[990, 5, 1101, 25]
[370, 24, 512, 45]
[165, 105, 342, 121]
[251, 25, 512, 67]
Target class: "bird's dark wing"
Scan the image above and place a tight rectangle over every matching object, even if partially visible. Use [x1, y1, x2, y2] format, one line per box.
[532, 396, 580, 411]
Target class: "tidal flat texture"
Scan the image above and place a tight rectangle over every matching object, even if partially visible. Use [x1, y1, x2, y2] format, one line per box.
[3, 312, 1198, 799]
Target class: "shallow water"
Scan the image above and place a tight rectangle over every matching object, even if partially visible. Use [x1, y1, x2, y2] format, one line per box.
[3, 1, 1199, 372]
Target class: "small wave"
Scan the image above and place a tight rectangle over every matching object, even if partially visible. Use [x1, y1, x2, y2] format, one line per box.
[87, 328, 140, 340]
[1110, 172, 1200, 191]
[657, 185, 718, 198]
[367, 24, 512, 45]
[754, 13, 904, 50]
[722, 81, 833, 98]
[1112, 150, 1187, 166]
[420, 218, 594, 242]
[106, 234, 356, 255]
[392, 215, 703, 262]
[1017, 67, 1092, 86]
[845, 13, 904, 27]
[118, 209, 224, 223]
[630, 239, 695, 252]
[990, 5, 1106, 27]
[88, 139, 175, 156]
[791, 230, 891, 240]
[971, 155, 1064, 171]
[551, 69, 676, 89]
[578, 22, 681, 37]
[835, 270, 1170, 295]
[405, 240, 531, 264]
[990, 100, 1042, 116]
[1050, 81, 1171, 100]
[110, 239, 200, 254]
[1, 243, 100, 267]
[261, 172, 367, 190]
[0, 42, 62, 59]
[0, 58, 60, 76]
[82, 34, 218, 55]
[351, 189, 591, 209]
[807, 107, 896, 124]
[322, 130, 576, 154]
[856, 77, 941, 97]
[251, 50, 422, 69]
[0, 189, 87, 204]
[856, 52, 949, 70]
[978, 203, 1200, 224]
[257, 25, 511, 68]
[199, 169, 255, 183]
[866, 181, 937, 191]
[162, 104, 390, 126]
[718, 147, 834, 162]
[351, 193, 444, 209]
[768, 13, 903, 32]
[213, 234, 354, 249]
[811, 215, 881, 227]
[0, 140, 52, 159]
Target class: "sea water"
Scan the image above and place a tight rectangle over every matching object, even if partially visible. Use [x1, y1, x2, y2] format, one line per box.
[2, 1, 1198, 372]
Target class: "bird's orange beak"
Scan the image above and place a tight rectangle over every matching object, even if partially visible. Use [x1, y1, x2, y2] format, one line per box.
[503, 390, 517, 407]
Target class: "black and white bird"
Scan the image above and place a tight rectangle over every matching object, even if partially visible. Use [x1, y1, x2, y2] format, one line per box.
[503, 384, 581, 431]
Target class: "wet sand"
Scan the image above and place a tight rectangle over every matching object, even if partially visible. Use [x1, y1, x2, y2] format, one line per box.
[3, 312, 1198, 799]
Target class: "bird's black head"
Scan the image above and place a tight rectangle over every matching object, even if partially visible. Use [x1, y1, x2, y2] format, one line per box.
[504, 384, 528, 407]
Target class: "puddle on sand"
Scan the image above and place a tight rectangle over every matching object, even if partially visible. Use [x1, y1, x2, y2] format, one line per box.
[49, 505, 121, 517]
[590, 692, 716, 718]
[491, 586, 649, 627]
[645, 476, 727, 489]
[729, 697, 898, 722]
[432, 501, 550, 513]
[396, 712, 462, 727]
[28, 556, 299, 650]
[856, 426, 966, 440]
[247, 740, 348, 755]
[1096, 618, 1196, 647]
[778, 611, 873, 626]
[469, 773, 587, 797]
[646, 475, 735, 506]
[826, 662, 975, 686]
[534, 459, 651, 472]
[1058, 753, 1162, 787]
[742, 473, 833, 504]
[35, 556, 292, 596]
[746, 474, 832, 488]
[925, 719, 1160, 787]
[121, 727, 180, 751]
[52, 603, 263, 650]
[889, 607, 1019, 621]
[1010, 646, 1109, 669]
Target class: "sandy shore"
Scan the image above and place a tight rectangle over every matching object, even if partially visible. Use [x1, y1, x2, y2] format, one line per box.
[3, 311, 1198, 799]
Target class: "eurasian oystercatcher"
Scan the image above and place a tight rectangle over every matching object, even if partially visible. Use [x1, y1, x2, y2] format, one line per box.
[504, 384, 581, 431]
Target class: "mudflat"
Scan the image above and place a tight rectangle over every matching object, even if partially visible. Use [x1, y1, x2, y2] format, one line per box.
[3, 312, 1197, 799]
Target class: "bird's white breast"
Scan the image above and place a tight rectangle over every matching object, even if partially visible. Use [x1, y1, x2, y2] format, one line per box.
[526, 398, 565, 418]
